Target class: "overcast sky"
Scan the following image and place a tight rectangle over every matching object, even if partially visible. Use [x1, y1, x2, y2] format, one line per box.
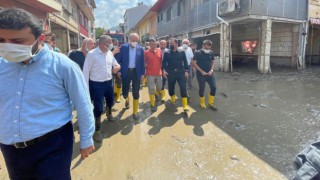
[94, 0, 157, 29]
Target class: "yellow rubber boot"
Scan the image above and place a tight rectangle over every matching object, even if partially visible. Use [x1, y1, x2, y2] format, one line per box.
[161, 90, 166, 102]
[200, 96, 207, 108]
[114, 83, 117, 94]
[182, 97, 189, 112]
[133, 99, 139, 119]
[208, 95, 217, 111]
[171, 95, 176, 104]
[149, 94, 155, 107]
[125, 96, 130, 109]
[115, 87, 121, 103]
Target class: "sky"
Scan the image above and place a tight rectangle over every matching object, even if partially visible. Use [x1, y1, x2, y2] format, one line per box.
[94, 0, 157, 29]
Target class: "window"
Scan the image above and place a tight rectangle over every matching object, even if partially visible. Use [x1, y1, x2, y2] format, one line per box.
[178, 0, 186, 16]
[166, 7, 172, 21]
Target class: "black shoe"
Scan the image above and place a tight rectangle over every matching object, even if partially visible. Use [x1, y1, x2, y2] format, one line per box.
[107, 114, 118, 122]
[209, 105, 218, 111]
[93, 131, 103, 143]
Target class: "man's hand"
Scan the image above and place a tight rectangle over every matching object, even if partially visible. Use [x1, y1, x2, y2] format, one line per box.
[208, 70, 214, 76]
[141, 75, 144, 81]
[163, 70, 168, 79]
[80, 145, 95, 159]
[201, 71, 208, 76]
[185, 71, 189, 78]
[117, 72, 122, 79]
[112, 46, 120, 55]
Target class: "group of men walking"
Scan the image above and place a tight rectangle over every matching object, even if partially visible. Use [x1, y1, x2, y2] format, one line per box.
[72, 32, 219, 143]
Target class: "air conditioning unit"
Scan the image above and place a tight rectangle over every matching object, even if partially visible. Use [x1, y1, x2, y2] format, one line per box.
[218, 0, 240, 16]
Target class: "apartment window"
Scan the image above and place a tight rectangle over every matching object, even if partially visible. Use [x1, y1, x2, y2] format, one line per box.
[166, 7, 172, 22]
[178, 0, 186, 16]
[161, 13, 163, 21]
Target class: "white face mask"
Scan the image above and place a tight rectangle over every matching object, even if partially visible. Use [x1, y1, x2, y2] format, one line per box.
[0, 40, 37, 63]
[108, 44, 114, 50]
[182, 44, 188, 49]
[131, 42, 138, 47]
[203, 49, 210, 54]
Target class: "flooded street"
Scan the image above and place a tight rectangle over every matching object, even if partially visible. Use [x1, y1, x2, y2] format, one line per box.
[2, 66, 320, 179]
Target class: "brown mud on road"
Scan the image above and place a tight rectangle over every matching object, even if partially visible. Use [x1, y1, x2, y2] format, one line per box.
[2, 66, 320, 179]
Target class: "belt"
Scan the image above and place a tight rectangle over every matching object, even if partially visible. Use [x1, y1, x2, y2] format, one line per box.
[128, 68, 136, 71]
[12, 122, 70, 148]
[170, 68, 183, 72]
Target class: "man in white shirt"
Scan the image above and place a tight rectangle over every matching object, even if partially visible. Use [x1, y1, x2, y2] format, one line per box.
[83, 35, 120, 143]
[179, 39, 194, 90]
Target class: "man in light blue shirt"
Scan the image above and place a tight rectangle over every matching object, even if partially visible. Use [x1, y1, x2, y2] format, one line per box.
[0, 8, 95, 179]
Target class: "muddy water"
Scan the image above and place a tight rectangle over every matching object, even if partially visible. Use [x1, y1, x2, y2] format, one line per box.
[1, 67, 320, 179]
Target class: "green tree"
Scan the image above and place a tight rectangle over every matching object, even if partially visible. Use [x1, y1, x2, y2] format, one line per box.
[95, 27, 105, 40]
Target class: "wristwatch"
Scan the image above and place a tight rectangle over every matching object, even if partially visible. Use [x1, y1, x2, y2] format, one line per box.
[210, 69, 214, 72]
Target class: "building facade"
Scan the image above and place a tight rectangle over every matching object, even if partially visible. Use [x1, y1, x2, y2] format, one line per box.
[0, 0, 96, 54]
[123, 2, 150, 41]
[151, 0, 309, 73]
[49, 0, 96, 54]
[131, 9, 158, 44]
[0, 0, 61, 31]
[306, 0, 320, 65]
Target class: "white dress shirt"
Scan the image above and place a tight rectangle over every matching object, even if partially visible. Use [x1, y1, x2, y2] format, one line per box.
[178, 46, 194, 65]
[83, 47, 119, 85]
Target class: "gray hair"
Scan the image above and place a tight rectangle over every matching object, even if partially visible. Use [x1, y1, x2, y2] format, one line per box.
[99, 35, 111, 44]
[129, 33, 139, 40]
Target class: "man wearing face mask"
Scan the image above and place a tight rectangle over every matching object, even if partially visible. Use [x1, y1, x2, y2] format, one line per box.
[178, 39, 194, 91]
[117, 33, 145, 120]
[43, 31, 61, 53]
[83, 35, 121, 143]
[68, 38, 95, 70]
[0, 8, 95, 179]
[162, 38, 189, 112]
[192, 40, 218, 110]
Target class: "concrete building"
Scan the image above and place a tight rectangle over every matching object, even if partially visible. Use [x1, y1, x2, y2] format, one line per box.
[49, 0, 96, 54]
[0, 0, 61, 31]
[306, 0, 320, 65]
[151, 0, 309, 73]
[131, 9, 158, 44]
[0, 0, 96, 54]
[123, 2, 150, 41]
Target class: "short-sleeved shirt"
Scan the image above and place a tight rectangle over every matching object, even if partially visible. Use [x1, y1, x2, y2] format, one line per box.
[69, 50, 85, 70]
[193, 49, 215, 73]
[144, 48, 162, 76]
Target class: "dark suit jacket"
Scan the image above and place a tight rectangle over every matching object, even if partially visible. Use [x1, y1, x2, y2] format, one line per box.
[117, 43, 145, 79]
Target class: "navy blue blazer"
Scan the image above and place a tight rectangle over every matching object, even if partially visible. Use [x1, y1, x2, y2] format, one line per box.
[117, 43, 145, 80]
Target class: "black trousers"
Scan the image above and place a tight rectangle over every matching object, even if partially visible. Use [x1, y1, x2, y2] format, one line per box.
[167, 70, 187, 98]
[196, 73, 216, 97]
[0, 122, 73, 180]
[122, 68, 140, 99]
